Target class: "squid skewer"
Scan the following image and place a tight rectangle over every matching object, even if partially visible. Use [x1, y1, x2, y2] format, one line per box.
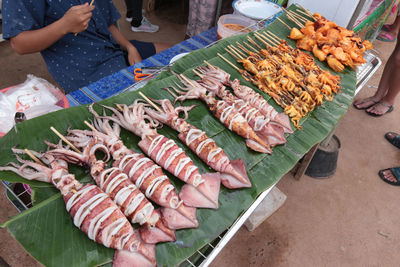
[142, 97, 252, 189]
[99, 101, 221, 210]
[67, 111, 199, 231]
[0, 148, 156, 267]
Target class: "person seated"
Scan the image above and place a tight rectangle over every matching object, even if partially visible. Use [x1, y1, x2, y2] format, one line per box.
[378, 132, 400, 186]
[2, 0, 171, 94]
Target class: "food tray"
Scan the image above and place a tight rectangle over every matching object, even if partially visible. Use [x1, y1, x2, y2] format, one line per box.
[355, 50, 382, 96]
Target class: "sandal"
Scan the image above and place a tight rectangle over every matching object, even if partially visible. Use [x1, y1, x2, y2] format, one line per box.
[365, 102, 394, 116]
[384, 132, 400, 149]
[378, 167, 400, 186]
[377, 32, 396, 42]
[352, 97, 378, 110]
[381, 24, 392, 32]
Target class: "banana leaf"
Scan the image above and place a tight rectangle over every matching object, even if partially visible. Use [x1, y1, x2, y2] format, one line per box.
[0, 6, 357, 267]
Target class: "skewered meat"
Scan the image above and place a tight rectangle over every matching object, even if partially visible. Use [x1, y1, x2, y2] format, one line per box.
[98, 102, 221, 210]
[143, 98, 252, 189]
[0, 149, 156, 267]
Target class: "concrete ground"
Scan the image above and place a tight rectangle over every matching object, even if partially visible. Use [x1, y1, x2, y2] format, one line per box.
[1, 1, 399, 266]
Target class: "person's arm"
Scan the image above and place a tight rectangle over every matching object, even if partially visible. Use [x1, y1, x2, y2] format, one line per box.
[10, 3, 95, 55]
[108, 24, 142, 65]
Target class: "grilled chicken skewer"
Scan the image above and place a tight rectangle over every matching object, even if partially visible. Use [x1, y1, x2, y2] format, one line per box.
[143, 98, 251, 189]
[96, 101, 221, 210]
[0, 149, 156, 267]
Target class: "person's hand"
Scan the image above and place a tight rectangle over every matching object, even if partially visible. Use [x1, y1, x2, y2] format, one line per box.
[127, 46, 142, 65]
[61, 3, 95, 34]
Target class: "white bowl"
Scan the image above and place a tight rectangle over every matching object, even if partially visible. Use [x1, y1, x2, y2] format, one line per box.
[169, 52, 189, 64]
[233, 0, 282, 20]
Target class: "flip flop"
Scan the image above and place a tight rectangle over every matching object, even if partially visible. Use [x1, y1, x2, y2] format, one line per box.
[352, 97, 378, 110]
[377, 32, 396, 42]
[384, 132, 400, 149]
[365, 102, 394, 116]
[378, 167, 400, 186]
[381, 24, 392, 32]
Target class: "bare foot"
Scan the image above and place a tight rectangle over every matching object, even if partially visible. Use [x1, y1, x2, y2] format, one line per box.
[365, 102, 393, 116]
[353, 96, 379, 109]
[381, 169, 398, 183]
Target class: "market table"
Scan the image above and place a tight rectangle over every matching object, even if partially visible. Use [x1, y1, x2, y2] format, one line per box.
[0, 6, 381, 267]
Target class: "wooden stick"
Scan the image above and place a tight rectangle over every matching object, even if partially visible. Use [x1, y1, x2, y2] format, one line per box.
[243, 41, 259, 53]
[266, 31, 282, 42]
[217, 53, 241, 71]
[253, 32, 269, 45]
[179, 74, 195, 87]
[84, 120, 97, 132]
[50, 127, 81, 153]
[289, 10, 307, 23]
[115, 103, 124, 112]
[225, 47, 240, 60]
[282, 7, 304, 28]
[192, 69, 203, 78]
[263, 32, 279, 45]
[24, 149, 45, 166]
[297, 5, 315, 18]
[255, 32, 277, 46]
[138, 92, 163, 113]
[236, 42, 251, 54]
[229, 45, 246, 58]
[203, 60, 215, 69]
[247, 37, 262, 50]
[296, 9, 315, 21]
[276, 17, 292, 30]
[74, 0, 95, 36]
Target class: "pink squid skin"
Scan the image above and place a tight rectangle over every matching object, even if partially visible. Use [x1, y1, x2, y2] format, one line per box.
[144, 99, 252, 189]
[196, 65, 293, 134]
[0, 150, 156, 266]
[174, 78, 272, 154]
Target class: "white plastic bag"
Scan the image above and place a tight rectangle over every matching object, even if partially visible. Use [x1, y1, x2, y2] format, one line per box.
[0, 75, 65, 135]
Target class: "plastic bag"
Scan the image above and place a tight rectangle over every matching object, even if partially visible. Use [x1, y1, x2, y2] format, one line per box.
[0, 75, 66, 135]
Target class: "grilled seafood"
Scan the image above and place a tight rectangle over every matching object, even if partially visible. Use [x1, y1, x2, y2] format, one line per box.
[0, 149, 156, 267]
[143, 98, 251, 189]
[97, 101, 221, 210]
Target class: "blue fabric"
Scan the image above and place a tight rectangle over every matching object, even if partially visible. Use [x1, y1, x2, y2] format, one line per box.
[66, 27, 219, 106]
[2, 0, 129, 93]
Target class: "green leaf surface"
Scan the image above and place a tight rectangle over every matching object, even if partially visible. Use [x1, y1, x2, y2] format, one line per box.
[0, 6, 357, 266]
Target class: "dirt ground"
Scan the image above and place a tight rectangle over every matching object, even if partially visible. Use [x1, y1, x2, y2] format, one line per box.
[1, 1, 400, 266]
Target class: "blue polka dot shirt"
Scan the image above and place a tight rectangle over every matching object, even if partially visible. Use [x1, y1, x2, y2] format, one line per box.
[2, 0, 128, 93]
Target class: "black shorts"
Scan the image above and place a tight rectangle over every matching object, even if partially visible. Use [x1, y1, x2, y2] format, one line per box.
[123, 40, 156, 65]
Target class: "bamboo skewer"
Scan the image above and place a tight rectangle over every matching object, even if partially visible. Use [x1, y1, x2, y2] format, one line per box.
[255, 32, 278, 46]
[236, 42, 251, 54]
[253, 32, 272, 46]
[266, 31, 282, 42]
[115, 103, 124, 111]
[263, 32, 280, 44]
[24, 149, 45, 166]
[247, 37, 262, 50]
[74, 0, 95, 36]
[225, 47, 241, 60]
[138, 91, 163, 112]
[84, 120, 97, 132]
[217, 53, 241, 71]
[243, 41, 258, 53]
[297, 5, 316, 19]
[203, 60, 215, 69]
[281, 7, 304, 28]
[179, 74, 196, 87]
[288, 10, 307, 23]
[192, 69, 203, 78]
[229, 45, 246, 58]
[50, 127, 81, 153]
[276, 17, 292, 30]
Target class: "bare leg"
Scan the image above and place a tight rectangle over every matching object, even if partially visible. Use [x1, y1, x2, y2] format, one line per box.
[366, 33, 400, 115]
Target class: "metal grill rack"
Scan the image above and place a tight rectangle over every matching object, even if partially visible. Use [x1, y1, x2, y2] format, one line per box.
[0, 31, 382, 267]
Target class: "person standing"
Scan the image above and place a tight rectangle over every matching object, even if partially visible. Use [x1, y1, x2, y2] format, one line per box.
[124, 0, 159, 33]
